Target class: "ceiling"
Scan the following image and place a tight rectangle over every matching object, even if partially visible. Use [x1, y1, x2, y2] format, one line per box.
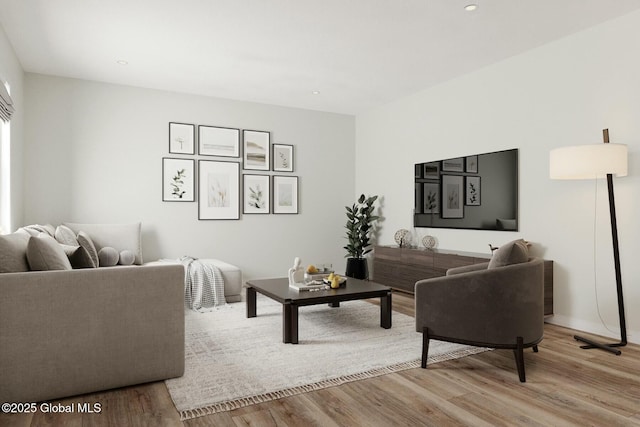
[1, 0, 640, 115]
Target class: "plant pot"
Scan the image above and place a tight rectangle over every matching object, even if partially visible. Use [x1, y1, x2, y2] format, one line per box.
[345, 258, 368, 280]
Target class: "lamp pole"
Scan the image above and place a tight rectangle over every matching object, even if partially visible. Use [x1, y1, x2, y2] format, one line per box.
[573, 129, 627, 355]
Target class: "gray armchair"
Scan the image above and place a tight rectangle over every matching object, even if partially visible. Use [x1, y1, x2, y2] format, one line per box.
[415, 257, 544, 382]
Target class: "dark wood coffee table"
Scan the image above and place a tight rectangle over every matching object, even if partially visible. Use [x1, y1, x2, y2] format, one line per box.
[245, 277, 392, 344]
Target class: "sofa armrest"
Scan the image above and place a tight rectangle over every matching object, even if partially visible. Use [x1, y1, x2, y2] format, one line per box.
[0, 264, 185, 403]
[446, 262, 489, 276]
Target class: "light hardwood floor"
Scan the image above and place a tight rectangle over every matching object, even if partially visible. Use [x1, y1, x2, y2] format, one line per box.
[2, 292, 639, 427]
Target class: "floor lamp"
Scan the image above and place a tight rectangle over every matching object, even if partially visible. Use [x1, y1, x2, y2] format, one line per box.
[549, 129, 628, 355]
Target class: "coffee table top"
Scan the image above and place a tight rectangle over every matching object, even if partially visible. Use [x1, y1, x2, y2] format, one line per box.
[246, 277, 391, 304]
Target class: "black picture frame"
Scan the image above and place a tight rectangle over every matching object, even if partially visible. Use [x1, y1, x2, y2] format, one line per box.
[168, 122, 195, 155]
[441, 175, 464, 218]
[162, 158, 195, 202]
[272, 143, 294, 172]
[198, 125, 240, 157]
[243, 130, 270, 171]
[465, 155, 479, 173]
[198, 160, 240, 220]
[272, 175, 299, 214]
[243, 174, 270, 214]
[441, 157, 464, 172]
[465, 176, 481, 206]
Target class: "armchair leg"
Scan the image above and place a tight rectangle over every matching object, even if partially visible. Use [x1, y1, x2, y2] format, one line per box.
[513, 336, 526, 382]
[421, 327, 430, 368]
[533, 345, 539, 353]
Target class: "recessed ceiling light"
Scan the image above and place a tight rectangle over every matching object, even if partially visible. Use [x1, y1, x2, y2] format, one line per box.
[116, 60, 128, 65]
[312, 90, 320, 95]
[464, 4, 478, 11]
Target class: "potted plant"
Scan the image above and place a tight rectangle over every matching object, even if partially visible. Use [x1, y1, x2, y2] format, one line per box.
[344, 194, 379, 279]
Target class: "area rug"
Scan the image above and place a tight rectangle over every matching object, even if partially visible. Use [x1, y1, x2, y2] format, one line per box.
[166, 295, 489, 420]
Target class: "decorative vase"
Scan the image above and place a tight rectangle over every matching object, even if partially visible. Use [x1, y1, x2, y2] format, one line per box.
[394, 229, 411, 247]
[422, 235, 437, 249]
[345, 258, 368, 279]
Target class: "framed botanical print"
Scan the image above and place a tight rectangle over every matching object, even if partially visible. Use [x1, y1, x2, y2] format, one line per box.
[243, 174, 270, 214]
[466, 176, 481, 206]
[441, 175, 464, 218]
[198, 160, 240, 220]
[162, 158, 195, 202]
[273, 144, 294, 172]
[465, 155, 479, 173]
[423, 182, 440, 214]
[243, 130, 270, 171]
[168, 122, 195, 155]
[272, 176, 298, 214]
[198, 125, 240, 157]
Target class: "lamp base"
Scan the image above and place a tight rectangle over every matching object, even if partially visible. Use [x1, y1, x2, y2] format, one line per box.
[574, 335, 625, 355]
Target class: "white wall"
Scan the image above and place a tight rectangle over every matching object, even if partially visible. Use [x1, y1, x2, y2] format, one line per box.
[24, 74, 355, 279]
[356, 10, 640, 344]
[0, 24, 24, 231]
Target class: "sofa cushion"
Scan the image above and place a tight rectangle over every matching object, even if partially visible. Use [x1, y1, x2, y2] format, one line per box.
[98, 247, 119, 267]
[77, 232, 99, 268]
[26, 234, 72, 271]
[55, 225, 78, 246]
[0, 233, 30, 273]
[488, 239, 529, 269]
[64, 222, 143, 265]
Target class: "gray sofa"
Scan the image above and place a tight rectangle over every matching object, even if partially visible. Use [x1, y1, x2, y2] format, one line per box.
[0, 263, 185, 403]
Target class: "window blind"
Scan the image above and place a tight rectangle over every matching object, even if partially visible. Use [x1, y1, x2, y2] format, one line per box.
[0, 82, 14, 122]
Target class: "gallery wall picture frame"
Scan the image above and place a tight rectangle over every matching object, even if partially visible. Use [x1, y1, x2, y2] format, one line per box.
[423, 182, 440, 214]
[466, 176, 481, 206]
[272, 175, 299, 214]
[243, 130, 270, 171]
[272, 143, 294, 172]
[198, 125, 240, 157]
[441, 157, 464, 172]
[243, 174, 270, 214]
[198, 160, 240, 220]
[162, 158, 195, 202]
[465, 155, 479, 173]
[423, 162, 440, 179]
[441, 175, 464, 218]
[169, 122, 195, 155]
[415, 183, 423, 213]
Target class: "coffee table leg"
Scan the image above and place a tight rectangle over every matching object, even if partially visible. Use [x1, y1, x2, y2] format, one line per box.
[283, 303, 292, 343]
[381, 291, 392, 329]
[329, 302, 340, 308]
[247, 287, 256, 318]
[291, 305, 299, 344]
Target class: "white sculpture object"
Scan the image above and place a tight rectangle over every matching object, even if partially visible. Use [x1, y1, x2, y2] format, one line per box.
[288, 257, 305, 286]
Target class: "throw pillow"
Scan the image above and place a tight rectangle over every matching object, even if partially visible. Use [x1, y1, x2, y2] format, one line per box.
[64, 222, 143, 265]
[77, 231, 99, 268]
[26, 234, 73, 271]
[98, 246, 119, 267]
[488, 239, 529, 269]
[55, 225, 78, 246]
[0, 232, 30, 273]
[118, 250, 135, 266]
[68, 245, 96, 269]
[20, 224, 55, 237]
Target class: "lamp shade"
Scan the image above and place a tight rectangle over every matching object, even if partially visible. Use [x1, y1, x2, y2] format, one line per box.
[549, 143, 628, 180]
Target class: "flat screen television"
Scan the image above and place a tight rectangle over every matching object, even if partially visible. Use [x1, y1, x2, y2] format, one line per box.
[414, 148, 518, 231]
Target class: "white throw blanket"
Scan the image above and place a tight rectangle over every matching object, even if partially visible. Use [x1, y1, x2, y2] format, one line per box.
[179, 256, 226, 312]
